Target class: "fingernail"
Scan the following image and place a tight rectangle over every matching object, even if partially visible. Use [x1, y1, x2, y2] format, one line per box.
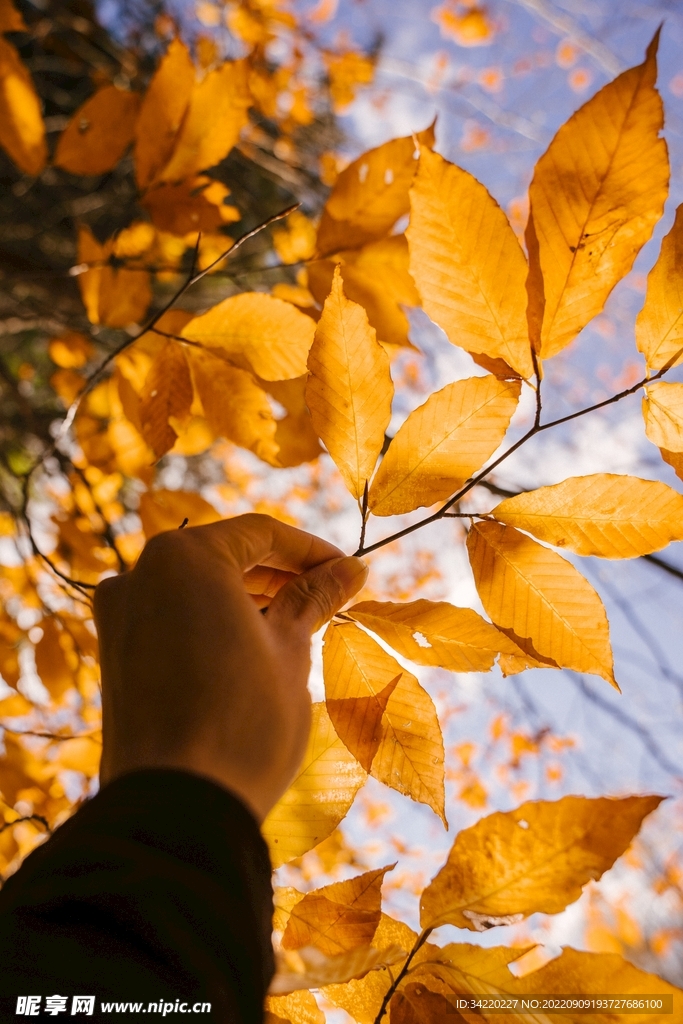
[330, 556, 368, 591]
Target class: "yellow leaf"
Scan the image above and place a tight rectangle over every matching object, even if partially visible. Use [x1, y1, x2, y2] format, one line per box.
[636, 204, 683, 372]
[0, 616, 20, 688]
[138, 342, 193, 459]
[182, 293, 316, 381]
[643, 381, 683, 452]
[346, 599, 523, 673]
[308, 236, 419, 349]
[316, 128, 434, 256]
[263, 702, 367, 868]
[262, 377, 322, 468]
[467, 521, 616, 686]
[323, 622, 445, 822]
[35, 618, 74, 702]
[407, 147, 532, 379]
[420, 794, 662, 930]
[487, 947, 682, 1021]
[48, 331, 94, 369]
[265, 991, 324, 1024]
[53, 735, 101, 777]
[0, 690, 32, 717]
[158, 59, 250, 182]
[270, 944, 404, 996]
[492, 474, 683, 558]
[142, 177, 238, 235]
[54, 85, 140, 176]
[282, 866, 392, 955]
[188, 347, 279, 464]
[527, 32, 669, 359]
[660, 446, 683, 482]
[77, 225, 151, 328]
[135, 37, 195, 189]
[0, 37, 46, 175]
[368, 376, 520, 517]
[137, 489, 220, 539]
[0, 0, 26, 32]
[305, 266, 393, 499]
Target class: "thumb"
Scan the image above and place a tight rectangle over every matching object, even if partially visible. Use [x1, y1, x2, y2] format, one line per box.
[266, 555, 368, 637]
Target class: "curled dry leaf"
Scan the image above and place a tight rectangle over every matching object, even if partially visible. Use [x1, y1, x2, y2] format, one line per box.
[269, 943, 405, 996]
[492, 474, 683, 558]
[368, 376, 520, 517]
[527, 31, 669, 358]
[306, 265, 393, 499]
[134, 37, 195, 189]
[54, 85, 141, 176]
[643, 381, 683, 453]
[265, 991, 324, 1024]
[262, 703, 367, 868]
[282, 865, 393, 955]
[467, 521, 616, 687]
[182, 293, 316, 381]
[636, 203, 683, 372]
[407, 146, 532, 379]
[323, 622, 446, 823]
[347, 599, 526, 673]
[419, 793, 663, 930]
[316, 126, 435, 257]
[0, 37, 46, 176]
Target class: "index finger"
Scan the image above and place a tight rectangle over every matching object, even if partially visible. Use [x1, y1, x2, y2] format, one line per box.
[189, 513, 345, 574]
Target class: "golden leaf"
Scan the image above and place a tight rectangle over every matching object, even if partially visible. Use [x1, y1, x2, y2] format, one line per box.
[326, 673, 401, 774]
[485, 947, 682, 1021]
[48, 331, 94, 369]
[643, 381, 683, 452]
[407, 146, 532, 379]
[305, 266, 393, 499]
[467, 521, 616, 686]
[263, 703, 367, 868]
[142, 177, 239, 235]
[270, 944, 404, 996]
[0, 690, 32, 717]
[346, 599, 523, 673]
[282, 865, 392, 955]
[189, 347, 279, 464]
[265, 991, 324, 1024]
[138, 342, 193, 459]
[54, 85, 140, 176]
[135, 37, 195, 189]
[77, 225, 151, 328]
[316, 129, 434, 255]
[158, 59, 250, 182]
[636, 204, 683, 372]
[527, 31, 669, 358]
[137, 489, 220, 539]
[420, 794, 662, 930]
[368, 376, 520, 517]
[262, 377, 322, 468]
[53, 735, 102, 778]
[323, 622, 445, 822]
[308, 236, 419, 349]
[0, 0, 26, 32]
[660, 446, 683, 482]
[0, 37, 46, 175]
[492, 474, 683, 558]
[0, 617, 21, 689]
[182, 293, 316, 381]
[34, 619, 73, 702]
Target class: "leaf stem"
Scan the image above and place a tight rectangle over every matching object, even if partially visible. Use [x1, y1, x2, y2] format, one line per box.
[373, 928, 432, 1024]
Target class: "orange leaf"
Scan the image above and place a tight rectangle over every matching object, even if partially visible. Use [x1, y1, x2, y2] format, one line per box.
[54, 85, 140, 175]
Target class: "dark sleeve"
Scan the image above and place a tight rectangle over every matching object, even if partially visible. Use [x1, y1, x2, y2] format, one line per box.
[0, 769, 275, 1021]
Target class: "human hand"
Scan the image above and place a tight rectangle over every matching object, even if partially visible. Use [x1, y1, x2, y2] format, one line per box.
[93, 514, 367, 821]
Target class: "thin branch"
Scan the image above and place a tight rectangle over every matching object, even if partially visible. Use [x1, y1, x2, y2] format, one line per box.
[359, 480, 369, 552]
[373, 929, 433, 1024]
[72, 465, 126, 572]
[0, 814, 51, 837]
[531, 347, 542, 431]
[643, 553, 683, 583]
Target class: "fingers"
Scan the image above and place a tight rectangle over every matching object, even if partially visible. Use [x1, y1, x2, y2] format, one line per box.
[266, 555, 368, 638]
[191, 514, 344, 574]
[243, 565, 297, 598]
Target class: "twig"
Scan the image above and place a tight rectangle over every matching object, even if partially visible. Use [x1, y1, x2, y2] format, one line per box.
[358, 481, 369, 552]
[642, 553, 683, 583]
[373, 929, 432, 1024]
[72, 465, 126, 572]
[355, 351, 683, 557]
[0, 814, 51, 836]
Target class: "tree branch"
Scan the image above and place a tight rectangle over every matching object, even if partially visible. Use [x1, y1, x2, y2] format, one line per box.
[373, 928, 433, 1024]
